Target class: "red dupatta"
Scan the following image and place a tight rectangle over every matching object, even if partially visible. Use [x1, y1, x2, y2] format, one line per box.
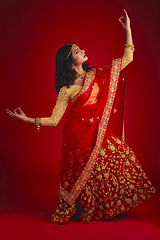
[59, 58, 124, 206]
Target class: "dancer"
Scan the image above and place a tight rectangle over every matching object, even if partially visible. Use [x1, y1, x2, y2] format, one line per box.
[6, 9, 156, 224]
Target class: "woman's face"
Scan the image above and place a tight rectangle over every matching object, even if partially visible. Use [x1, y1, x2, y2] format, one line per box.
[72, 44, 88, 66]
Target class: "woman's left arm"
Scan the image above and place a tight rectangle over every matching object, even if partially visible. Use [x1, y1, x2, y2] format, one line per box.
[119, 9, 135, 70]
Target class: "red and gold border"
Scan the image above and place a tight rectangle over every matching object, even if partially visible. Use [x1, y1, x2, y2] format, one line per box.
[60, 58, 122, 206]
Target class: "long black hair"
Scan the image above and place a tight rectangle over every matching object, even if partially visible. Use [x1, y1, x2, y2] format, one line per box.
[55, 43, 92, 94]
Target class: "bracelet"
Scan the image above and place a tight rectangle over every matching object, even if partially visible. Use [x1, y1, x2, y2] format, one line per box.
[122, 43, 135, 51]
[35, 117, 40, 132]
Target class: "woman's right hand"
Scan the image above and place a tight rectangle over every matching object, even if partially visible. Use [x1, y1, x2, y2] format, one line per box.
[6, 107, 28, 122]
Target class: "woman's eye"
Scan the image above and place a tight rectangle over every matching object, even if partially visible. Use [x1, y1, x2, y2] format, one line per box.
[75, 50, 79, 54]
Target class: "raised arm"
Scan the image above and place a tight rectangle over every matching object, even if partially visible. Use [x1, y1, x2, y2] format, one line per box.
[119, 9, 135, 70]
[6, 86, 70, 129]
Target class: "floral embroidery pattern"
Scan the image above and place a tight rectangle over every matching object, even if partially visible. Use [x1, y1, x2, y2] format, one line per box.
[52, 133, 156, 223]
[60, 59, 122, 206]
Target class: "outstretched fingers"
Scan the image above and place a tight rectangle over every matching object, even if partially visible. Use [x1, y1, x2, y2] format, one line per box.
[6, 109, 17, 117]
[123, 9, 130, 19]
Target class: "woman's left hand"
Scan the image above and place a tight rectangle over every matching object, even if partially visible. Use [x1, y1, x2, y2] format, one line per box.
[119, 9, 131, 31]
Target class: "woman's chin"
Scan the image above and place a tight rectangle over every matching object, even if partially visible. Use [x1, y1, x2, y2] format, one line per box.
[83, 57, 88, 63]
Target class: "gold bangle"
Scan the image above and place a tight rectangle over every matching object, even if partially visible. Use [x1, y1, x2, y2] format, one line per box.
[122, 43, 135, 51]
[124, 44, 134, 47]
[35, 117, 40, 132]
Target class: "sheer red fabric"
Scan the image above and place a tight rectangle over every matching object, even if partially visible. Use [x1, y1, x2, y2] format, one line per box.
[50, 58, 156, 224]
[59, 58, 124, 206]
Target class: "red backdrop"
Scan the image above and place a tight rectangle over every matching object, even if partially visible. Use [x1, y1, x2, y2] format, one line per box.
[0, 0, 160, 214]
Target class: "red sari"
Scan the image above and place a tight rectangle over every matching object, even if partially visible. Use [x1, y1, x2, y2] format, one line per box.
[51, 58, 156, 224]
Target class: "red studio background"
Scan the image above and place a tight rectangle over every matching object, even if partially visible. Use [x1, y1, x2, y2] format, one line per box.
[0, 0, 160, 238]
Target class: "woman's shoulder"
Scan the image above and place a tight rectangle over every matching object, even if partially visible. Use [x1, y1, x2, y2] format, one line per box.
[60, 85, 82, 99]
[58, 86, 71, 99]
[61, 84, 82, 92]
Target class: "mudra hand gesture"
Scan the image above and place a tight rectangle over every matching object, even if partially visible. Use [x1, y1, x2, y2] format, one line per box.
[119, 9, 131, 31]
[6, 107, 27, 122]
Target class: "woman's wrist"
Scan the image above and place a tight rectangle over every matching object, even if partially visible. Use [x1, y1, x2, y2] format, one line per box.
[125, 28, 133, 45]
[24, 117, 42, 132]
[125, 27, 131, 32]
[24, 117, 35, 124]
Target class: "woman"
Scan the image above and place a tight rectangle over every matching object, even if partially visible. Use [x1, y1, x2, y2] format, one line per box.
[6, 9, 156, 224]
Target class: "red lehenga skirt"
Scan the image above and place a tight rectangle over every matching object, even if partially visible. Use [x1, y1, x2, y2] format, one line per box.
[51, 59, 156, 224]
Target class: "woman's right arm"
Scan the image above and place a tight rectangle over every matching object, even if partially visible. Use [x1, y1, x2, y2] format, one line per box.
[41, 87, 70, 126]
[6, 87, 70, 127]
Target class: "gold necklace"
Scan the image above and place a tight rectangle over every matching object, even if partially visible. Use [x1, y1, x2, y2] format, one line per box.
[75, 71, 86, 79]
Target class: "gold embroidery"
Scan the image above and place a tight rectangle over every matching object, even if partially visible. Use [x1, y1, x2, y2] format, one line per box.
[110, 201, 114, 206]
[125, 160, 130, 166]
[125, 198, 132, 204]
[133, 194, 138, 201]
[130, 156, 135, 162]
[97, 175, 103, 181]
[102, 166, 106, 170]
[104, 173, 109, 179]
[54, 216, 59, 222]
[144, 183, 149, 188]
[59, 211, 64, 215]
[110, 145, 116, 151]
[121, 47, 134, 71]
[97, 167, 101, 171]
[88, 209, 93, 214]
[65, 135, 156, 222]
[140, 195, 146, 201]
[60, 59, 122, 206]
[117, 200, 121, 206]
[121, 206, 125, 211]
[120, 189, 124, 194]
[100, 149, 105, 157]
[105, 203, 110, 208]
[129, 184, 134, 189]
[41, 87, 69, 126]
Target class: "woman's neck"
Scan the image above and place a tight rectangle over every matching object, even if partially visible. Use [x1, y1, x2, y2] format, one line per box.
[73, 65, 84, 74]
[73, 64, 86, 86]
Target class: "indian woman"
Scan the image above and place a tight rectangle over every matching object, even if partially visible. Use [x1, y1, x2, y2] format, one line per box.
[6, 9, 156, 224]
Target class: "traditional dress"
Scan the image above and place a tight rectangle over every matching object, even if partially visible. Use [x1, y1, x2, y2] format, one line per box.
[41, 47, 156, 224]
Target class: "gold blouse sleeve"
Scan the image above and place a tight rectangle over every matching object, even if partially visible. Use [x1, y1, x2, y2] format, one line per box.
[121, 47, 134, 71]
[41, 86, 70, 126]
